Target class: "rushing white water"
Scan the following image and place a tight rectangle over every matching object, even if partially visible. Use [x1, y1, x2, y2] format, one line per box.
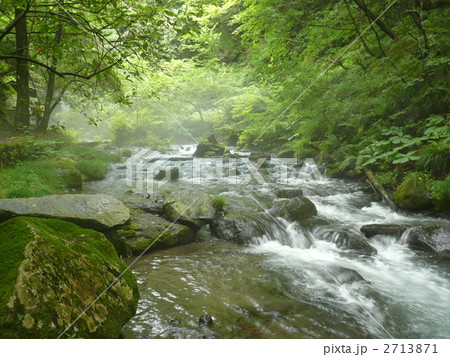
[86, 145, 450, 338]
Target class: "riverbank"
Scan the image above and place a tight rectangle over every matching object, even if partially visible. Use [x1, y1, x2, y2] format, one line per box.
[0, 136, 124, 198]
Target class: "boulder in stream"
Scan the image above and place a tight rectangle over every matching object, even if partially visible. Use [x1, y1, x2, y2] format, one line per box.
[269, 197, 317, 223]
[106, 211, 195, 257]
[210, 215, 255, 244]
[326, 267, 366, 285]
[154, 167, 179, 181]
[0, 194, 130, 231]
[163, 191, 215, 229]
[0, 217, 139, 338]
[404, 225, 450, 259]
[360, 224, 411, 238]
[320, 229, 377, 255]
[274, 188, 303, 199]
[126, 196, 164, 215]
[193, 135, 226, 158]
[198, 314, 213, 326]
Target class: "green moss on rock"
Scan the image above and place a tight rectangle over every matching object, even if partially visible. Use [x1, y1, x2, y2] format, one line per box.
[163, 191, 215, 229]
[106, 212, 195, 257]
[0, 217, 138, 338]
[394, 173, 433, 211]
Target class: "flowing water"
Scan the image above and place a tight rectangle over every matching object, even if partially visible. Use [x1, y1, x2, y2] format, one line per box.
[84, 145, 450, 339]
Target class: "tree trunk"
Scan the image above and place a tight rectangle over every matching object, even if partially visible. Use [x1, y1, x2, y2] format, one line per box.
[364, 168, 396, 209]
[39, 23, 63, 131]
[14, 6, 30, 129]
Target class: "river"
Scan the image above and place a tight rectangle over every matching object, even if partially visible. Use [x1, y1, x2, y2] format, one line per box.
[84, 145, 450, 339]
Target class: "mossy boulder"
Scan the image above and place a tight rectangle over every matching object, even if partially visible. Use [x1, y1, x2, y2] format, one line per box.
[0, 194, 130, 231]
[55, 159, 82, 190]
[0, 217, 139, 338]
[106, 212, 195, 257]
[163, 191, 215, 229]
[269, 197, 317, 223]
[193, 135, 225, 158]
[394, 173, 433, 211]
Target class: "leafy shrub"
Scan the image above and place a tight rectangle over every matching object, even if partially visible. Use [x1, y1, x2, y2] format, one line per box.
[418, 142, 450, 179]
[431, 176, 450, 212]
[75, 160, 109, 181]
[59, 129, 80, 143]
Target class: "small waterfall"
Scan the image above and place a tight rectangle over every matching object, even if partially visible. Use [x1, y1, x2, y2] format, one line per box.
[253, 215, 315, 249]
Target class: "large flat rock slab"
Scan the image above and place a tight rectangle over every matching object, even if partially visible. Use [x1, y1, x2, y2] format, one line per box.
[0, 194, 130, 231]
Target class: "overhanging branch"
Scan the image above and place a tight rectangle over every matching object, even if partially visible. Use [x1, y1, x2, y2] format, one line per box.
[0, 54, 118, 79]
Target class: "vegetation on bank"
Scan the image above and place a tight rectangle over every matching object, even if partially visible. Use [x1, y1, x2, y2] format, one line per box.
[0, 137, 122, 198]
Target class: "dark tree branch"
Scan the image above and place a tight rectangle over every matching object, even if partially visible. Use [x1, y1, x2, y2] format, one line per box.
[0, 1, 31, 42]
[0, 54, 119, 79]
[353, 0, 397, 40]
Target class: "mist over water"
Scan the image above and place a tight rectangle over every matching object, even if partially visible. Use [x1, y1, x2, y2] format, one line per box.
[84, 145, 450, 338]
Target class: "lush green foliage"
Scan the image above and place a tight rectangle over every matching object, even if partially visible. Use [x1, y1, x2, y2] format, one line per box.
[0, 141, 120, 197]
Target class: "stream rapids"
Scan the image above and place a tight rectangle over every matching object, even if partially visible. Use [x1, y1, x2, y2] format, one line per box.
[84, 145, 450, 339]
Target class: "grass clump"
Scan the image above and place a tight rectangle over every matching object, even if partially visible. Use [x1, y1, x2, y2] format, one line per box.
[75, 159, 109, 181]
[212, 195, 227, 213]
[120, 148, 133, 157]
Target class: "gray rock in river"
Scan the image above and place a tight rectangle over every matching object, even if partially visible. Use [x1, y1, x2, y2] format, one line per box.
[154, 167, 179, 181]
[193, 135, 226, 158]
[404, 225, 450, 259]
[327, 267, 366, 285]
[360, 224, 411, 238]
[210, 211, 277, 245]
[210, 215, 255, 244]
[126, 196, 164, 215]
[319, 229, 377, 255]
[0, 194, 130, 231]
[198, 314, 213, 326]
[163, 191, 215, 229]
[106, 211, 195, 257]
[274, 188, 303, 199]
[269, 197, 317, 223]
